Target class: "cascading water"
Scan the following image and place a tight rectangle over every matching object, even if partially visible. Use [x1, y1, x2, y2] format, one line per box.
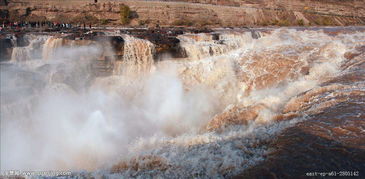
[11, 47, 30, 62]
[10, 35, 49, 61]
[1, 27, 364, 178]
[42, 37, 64, 60]
[113, 35, 155, 76]
[177, 31, 256, 60]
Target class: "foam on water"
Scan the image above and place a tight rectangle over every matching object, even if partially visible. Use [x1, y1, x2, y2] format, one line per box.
[1, 28, 364, 178]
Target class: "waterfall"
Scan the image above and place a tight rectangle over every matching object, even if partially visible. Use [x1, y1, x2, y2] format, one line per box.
[9, 35, 49, 62]
[177, 31, 257, 60]
[2, 28, 365, 177]
[11, 47, 30, 62]
[42, 37, 65, 60]
[113, 35, 155, 76]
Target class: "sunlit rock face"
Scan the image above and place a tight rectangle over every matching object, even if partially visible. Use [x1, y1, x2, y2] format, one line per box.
[4, 0, 365, 27]
[1, 27, 364, 178]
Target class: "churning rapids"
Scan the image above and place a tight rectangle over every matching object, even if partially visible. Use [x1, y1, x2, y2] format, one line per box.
[1, 27, 365, 178]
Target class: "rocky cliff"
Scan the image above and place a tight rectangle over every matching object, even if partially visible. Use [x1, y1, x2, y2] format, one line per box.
[1, 0, 365, 27]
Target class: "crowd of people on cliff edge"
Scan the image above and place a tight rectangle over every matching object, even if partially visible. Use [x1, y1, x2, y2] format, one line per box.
[0, 21, 94, 32]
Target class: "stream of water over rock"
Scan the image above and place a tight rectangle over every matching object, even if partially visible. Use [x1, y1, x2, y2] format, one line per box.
[1, 27, 364, 178]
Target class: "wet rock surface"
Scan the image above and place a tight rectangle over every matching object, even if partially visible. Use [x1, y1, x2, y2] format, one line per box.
[1, 27, 213, 60]
[0, 38, 13, 61]
[1, 27, 364, 178]
[120, 28, 213, 59]
[234, 48, 365, 178]
[237, 102, 365, 178]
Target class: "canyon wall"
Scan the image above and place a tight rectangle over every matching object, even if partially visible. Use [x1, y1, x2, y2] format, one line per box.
[1, 0, 364, 27]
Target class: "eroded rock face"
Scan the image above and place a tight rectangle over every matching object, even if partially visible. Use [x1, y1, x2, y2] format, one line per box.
[120, 28, 191, 59]
[237, 93, 365, 178]
[3, 0, 365, 27]
[0, 38, 13, 61]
